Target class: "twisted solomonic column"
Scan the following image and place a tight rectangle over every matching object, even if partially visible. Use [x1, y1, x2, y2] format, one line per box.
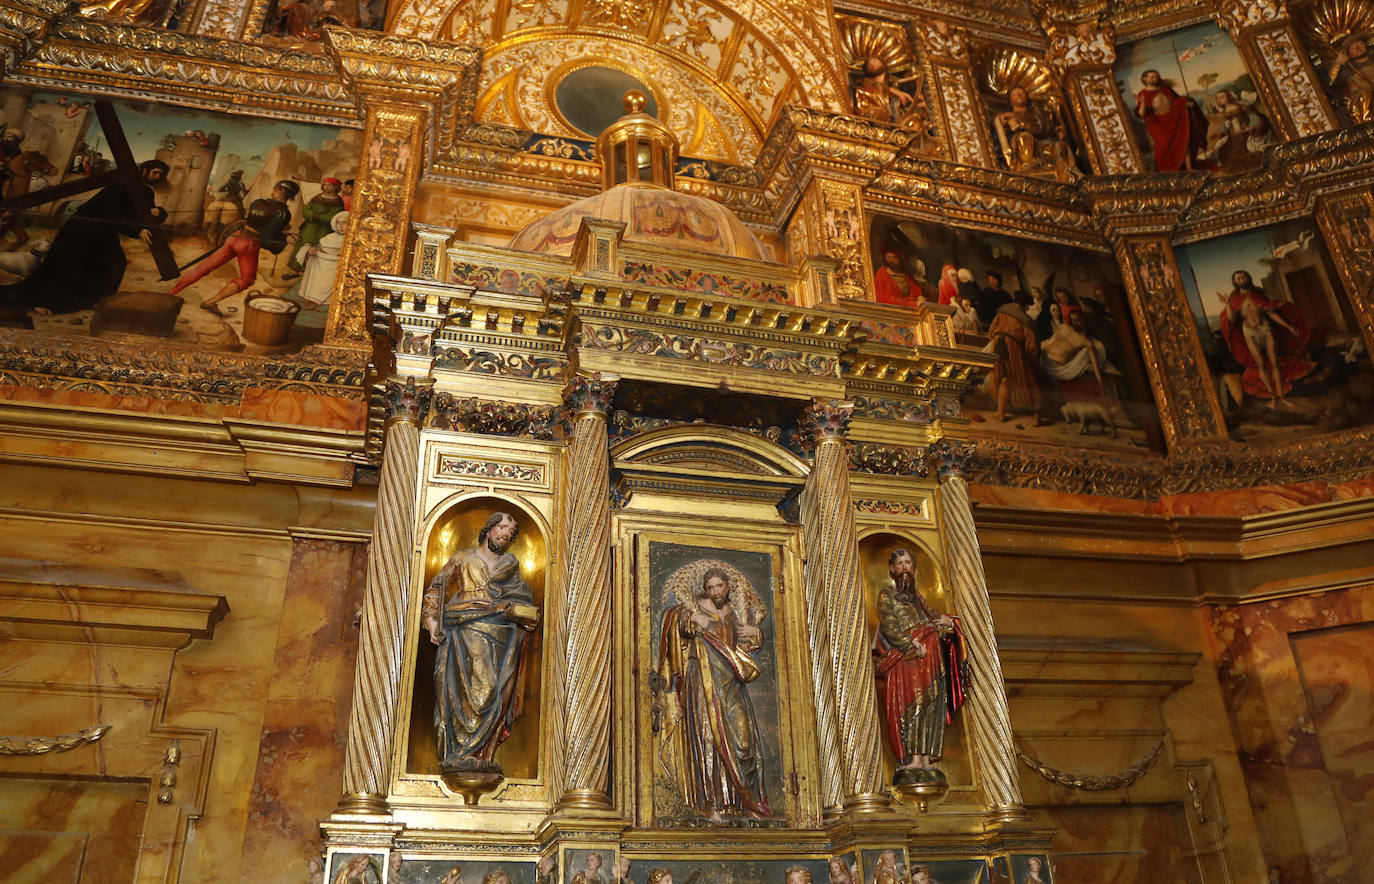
[929, 439, 1028, 824]
[557, 372, 618, 810]
[798, 399, 888, 812]
[338, 376, 433, 814]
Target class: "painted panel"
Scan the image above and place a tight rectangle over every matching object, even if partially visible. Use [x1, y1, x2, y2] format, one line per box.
[1114, 22, 1275, 173]
[869, 213, 1162, 452]
[0, 88, 358, 355]
[1176, 218, 1373, 441]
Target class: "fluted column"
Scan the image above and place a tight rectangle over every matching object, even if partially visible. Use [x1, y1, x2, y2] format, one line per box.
[929, 440, 1027, 825]
[558, 373, 619, 810]
[338, 376, 433, 814]
[798, 399, 888, 812]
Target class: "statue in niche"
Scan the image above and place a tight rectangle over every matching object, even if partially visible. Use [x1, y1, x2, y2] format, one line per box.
[655, 560, 772, 822]
[983, 49, 1081, 180]
[1297, 0, 1374, 124]
[872, 548, 968, 785]
[839, 16, 943, 156]
[421, 511, 540, 776]
[75, 0, 173, 25]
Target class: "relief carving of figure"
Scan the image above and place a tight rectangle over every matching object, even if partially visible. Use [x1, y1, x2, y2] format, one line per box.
[1298, 0, 1374, 126]
[839, 17, 942, 155]
[873, 549, 967, 784]
[421, 512, 540, 774]
[656, 561, 771, 822]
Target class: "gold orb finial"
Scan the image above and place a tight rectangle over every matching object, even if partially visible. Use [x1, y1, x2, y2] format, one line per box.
[623, 90, 648, 114]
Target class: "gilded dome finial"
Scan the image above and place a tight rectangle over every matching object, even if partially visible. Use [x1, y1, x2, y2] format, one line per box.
[623, 90, 648, 114]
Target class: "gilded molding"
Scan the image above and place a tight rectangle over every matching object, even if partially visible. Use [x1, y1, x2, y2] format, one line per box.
[1017, 738, 1165, 791]
[428, 393, 559, 439]
[0, 724, 110, 756]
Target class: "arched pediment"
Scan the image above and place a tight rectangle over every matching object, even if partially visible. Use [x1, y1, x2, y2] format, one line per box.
[612, 424, 809, 478]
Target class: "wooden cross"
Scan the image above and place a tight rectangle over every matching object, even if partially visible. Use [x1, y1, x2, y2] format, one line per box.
[0, 99, 178, 280]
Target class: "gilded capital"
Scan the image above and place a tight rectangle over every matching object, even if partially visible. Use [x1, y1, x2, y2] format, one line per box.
[563, 372, 619, 420]
[799, 398, 854, 450]
[1214, 0, 1289, 35]
[383, 376, 434, 427]
[928, 438, 975, 482]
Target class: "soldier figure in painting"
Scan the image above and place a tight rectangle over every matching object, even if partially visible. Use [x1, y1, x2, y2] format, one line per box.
[873, 548, 967, 784]
[657, 562, 771, 822]
[421, 511, 540, 774]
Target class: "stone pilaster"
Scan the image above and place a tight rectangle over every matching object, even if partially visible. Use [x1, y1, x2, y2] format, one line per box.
[337, 375, 434, 814]
[799, 399, 888, 813]
[928, 440, 1027, 825]
[558, 373, 619, 810]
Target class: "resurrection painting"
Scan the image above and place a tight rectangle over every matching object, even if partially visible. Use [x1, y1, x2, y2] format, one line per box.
[647, 541, 786, 825]
[870, 214, 1162, 452]
[1114, 22, 1275, 173]
[1177, 219, 1374, 441]
[0, 88, 359, 355]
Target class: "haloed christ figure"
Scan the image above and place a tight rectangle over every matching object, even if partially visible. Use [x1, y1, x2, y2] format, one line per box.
[421, 511, 540, 773]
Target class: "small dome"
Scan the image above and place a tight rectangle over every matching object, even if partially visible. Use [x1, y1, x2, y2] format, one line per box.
[507, 185, 768, 261]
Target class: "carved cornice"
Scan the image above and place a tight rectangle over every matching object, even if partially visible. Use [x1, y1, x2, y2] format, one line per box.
[1081, 174, 1211, 238]
[0, 0, 66, 75]
[966, 427, 1374, 499]
[0, 330, 367, 402]
[17, 19, 354, 123]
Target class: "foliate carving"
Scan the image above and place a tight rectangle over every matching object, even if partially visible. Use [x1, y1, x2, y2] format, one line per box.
[383, 376, 434, 426]
[1121, 239, 1227, 443]
[436, 456, 545, 483]
[1253, 28, 1335, 136]
[1215, 0, 1289, 35]
[328, 106, 424, 343]
[0, 724, 109, 756]
[564, 372, 619, 418]
[917, 20, 969, 64]
[1018, 739, 1164, 791]
[1077, 70, 1140, 174]
[820, 182, 867, 299]
[934, 66, 989, 167]
[190, 0, 250, 38]
[1043, 15, 1117, 71]
[927, 439, 974, 481]
[848, 443, 929, 477]
[429, 393, 559, 439]
[799, 398, 854, 449]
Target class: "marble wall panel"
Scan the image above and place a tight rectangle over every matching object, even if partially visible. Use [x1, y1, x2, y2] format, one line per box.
[1205, 584, 1374, 883]
[1038, 804, 1187, 883]
[239, 538, 367, 881]
[0, 778, 147, 884]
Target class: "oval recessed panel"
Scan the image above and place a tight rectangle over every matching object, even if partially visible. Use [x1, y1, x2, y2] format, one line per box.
[555, 66, 659, 137]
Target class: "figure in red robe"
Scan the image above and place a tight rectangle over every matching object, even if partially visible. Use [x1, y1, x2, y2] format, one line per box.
[937, 263, 959, 306]
[1215, 270, 1314, 406]
[873, 548, 967, 783]
[873, 246, 926, 308]
[1134, 69, 1211, 172]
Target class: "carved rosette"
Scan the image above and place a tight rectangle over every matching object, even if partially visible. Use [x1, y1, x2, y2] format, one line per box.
[558, 372, 619, 808]
[1116, 238, 1229, 445]
[1214, 0, 1338, 138]
[383, 376, 434, 427]
[798, 398, 887, 810]
[931, 455, 1027, 823]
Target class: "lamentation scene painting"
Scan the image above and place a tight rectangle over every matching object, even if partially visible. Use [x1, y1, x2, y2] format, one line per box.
[0, 88, 359, 355]
[1176, 219, 1374, 441]
[1114, 22, 1275, 174]
[870, 213, 1161, 451]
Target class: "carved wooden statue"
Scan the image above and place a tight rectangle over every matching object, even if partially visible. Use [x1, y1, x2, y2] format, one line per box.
[421, 511, 540, 775]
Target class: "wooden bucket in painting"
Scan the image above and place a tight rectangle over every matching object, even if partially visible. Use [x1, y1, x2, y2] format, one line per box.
[242, 292, 299, 346]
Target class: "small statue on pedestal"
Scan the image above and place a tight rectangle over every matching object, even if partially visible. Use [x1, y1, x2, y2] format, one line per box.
[422, 511, 539, 799]
[872, 548, 968, 790]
